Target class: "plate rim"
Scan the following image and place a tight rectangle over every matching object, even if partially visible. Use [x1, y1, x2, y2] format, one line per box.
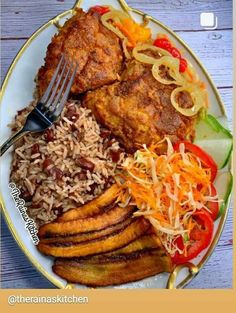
[0, 0, 232, 289]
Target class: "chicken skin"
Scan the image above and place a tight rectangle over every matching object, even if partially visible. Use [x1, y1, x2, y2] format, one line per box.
[83, 60, 196, 152]
[37, 9, 123, 97]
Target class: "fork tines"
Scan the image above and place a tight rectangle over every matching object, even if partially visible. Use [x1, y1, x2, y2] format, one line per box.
[38, 55, 78, 119]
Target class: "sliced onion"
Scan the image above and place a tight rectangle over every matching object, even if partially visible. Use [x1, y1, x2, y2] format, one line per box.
[133, 44, 171, 64]
[152, 56, 184, 85]
[101, 10, 134, 60]
[101, 10, 131, 40]
[182, 59, 199, 83]
[122, 38, 131, 59]
[171, 86, 207, 117]
[102, 9, 130, 22]
[101, 12, 126, 40]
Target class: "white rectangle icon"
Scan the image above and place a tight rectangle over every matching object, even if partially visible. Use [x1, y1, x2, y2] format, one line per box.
[200, 12, 218, 30]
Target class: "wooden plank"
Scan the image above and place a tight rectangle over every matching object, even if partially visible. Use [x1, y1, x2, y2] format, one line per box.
[1, 0, 73, 39]
[1, 0, 232, 38]
[187, 245, 232, 289]
[1, 29, 232, 88]
[128, 0, 232, 31]
[1, 39, 27, 82]
[179, 30, 232, 88]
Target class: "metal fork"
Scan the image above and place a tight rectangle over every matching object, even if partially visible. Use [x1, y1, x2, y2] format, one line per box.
[0, 55, 77, 157]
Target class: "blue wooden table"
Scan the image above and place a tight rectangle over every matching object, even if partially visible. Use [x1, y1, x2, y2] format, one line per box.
[1, 0, 233, 288]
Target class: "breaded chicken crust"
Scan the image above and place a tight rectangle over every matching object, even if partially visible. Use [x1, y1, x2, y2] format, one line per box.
[37, 9, 123, 96]
[83, 60, 196, 152]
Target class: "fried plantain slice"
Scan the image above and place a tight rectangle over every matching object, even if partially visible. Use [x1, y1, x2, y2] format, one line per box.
[39, 217, 133, 245]
[57, 184, 121, 222]
[38, 205, 134, 239]
[82, 234, 162, 262]
[112, 234, 161, 254]
[72, 234, 162, 264]
[37, 218, 149, 257]
[53, 248, 173, 286]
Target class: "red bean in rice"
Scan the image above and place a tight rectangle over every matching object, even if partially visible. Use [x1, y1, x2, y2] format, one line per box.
[10, 100, 126, 226]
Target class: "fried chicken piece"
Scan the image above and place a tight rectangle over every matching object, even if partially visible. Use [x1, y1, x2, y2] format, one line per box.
[83, 60, 196, 152]
[37, 9, 123, 97]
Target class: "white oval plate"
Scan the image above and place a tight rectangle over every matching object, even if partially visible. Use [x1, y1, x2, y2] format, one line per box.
[0, 0, 232, 289]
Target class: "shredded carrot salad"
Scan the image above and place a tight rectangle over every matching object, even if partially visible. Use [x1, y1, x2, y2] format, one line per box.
[116, 138, 219, 256]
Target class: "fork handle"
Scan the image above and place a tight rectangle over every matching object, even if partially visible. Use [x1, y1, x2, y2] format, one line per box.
[0, 127, 29, 157]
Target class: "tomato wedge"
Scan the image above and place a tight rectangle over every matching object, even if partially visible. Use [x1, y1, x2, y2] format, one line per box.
[179, 58, 187, 73]
[153, 38, 171, 50]
[170, 47, 181, 59]
[172, 211, 214, 264]
[173, 141, 218, 182]
[90, 5, 110, 15]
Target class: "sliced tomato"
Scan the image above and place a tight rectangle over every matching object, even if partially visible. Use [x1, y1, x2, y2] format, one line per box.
[206, 183, 219, 220]
[172, 211, 214, 264]
[153, 38, 171, 50]
[170, 47, 181, 59]
[173, 141, 218, 182]
[179, 58, 187, 73]
[90, 5, 110, 15]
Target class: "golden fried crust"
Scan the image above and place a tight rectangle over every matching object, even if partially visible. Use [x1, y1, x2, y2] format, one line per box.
[39, 218, 132, 245]
[78, 234, 164, 260]
[37, 9, 123, 96]
[57, 184, 120, 222]
[52, 248, 173, 286]
[83, 60, 196, 152]
[38, 205, 134, 238]
[37, 218, 150, 258]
